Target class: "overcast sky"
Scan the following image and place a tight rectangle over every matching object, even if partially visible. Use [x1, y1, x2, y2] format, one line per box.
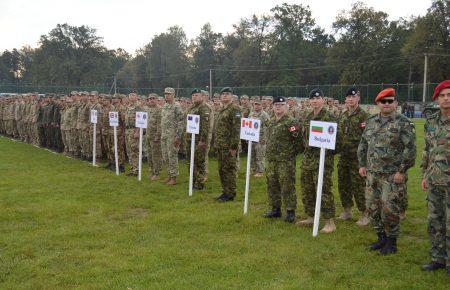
[0, 0, 431, 54]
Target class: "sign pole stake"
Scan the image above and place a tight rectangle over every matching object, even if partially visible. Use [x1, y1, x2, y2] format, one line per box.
[114, 126, 119, 175]
[92, 123, 96, 166]
[189, 133, 195, 196]
[138, 128, 143, 181]
[312, 147, 326, 237]
[244, 141, 252, 214]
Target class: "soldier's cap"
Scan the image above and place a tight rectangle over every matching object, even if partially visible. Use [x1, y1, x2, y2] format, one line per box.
[240, 94, 249, 100]
[220, 87, 234, 94]
[273, 96, 287, 104]
[375, 88, 396, 103]
[346, 87, 359, 97]
[70, 91, 78, 95]
[309, 89, 323, 99]
[191, 88, 202, 95]
[164, 87, 175, 94]
[148, 93, 158, 99]
[90, 91, 99, 96]
[201, 90, 209, 96]
[251, 96, 261, 103]
[432, 80, 450, 100]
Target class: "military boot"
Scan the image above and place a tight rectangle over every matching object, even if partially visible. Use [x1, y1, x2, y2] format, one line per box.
[284, 210, 296, 223]
[166, 177, 177, 185]
[368, 232, 387, 251]
[295, 216, 314, 227]
[320, 219, 336, 233]
[379, 237, 397, 255]
[263, 207, 281, 218]
[421, 261, 445, 271]
[338, 207, 352, 221]
[356, 212, 370, 226]
[150, 175, 160, 181]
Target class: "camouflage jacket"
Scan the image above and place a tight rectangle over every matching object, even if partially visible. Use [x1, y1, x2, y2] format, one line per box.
[421, 110, 450, 185]
[124, 103, 141, 129]
[301, 107, 337, 170]
[248, 109, 270, 142]
[336, 106, 369, 156]
[266, 114, 302, 162]
[160, 102, 184, 139]
[185, 102, 213, 145]
[214, 102, 242, 150]
[145, 105, 161, 140]
[358, 112, 416, 174]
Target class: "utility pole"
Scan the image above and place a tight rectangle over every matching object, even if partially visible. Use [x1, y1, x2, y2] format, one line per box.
[422, 53, 428, 103]
[209, 69, 213, 100]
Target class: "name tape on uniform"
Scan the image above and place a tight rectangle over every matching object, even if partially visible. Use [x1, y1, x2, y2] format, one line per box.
[240, 118, 261, 142]
[109, 112, 119, 127]
[135, 112, 148, 129]
[186, 114, 200, 134]
[90, 110, 98, 124]
[308, 120, 337, 150]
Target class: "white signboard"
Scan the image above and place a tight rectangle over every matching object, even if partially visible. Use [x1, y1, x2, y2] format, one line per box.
[135, 112, 148, 129]
[186, 114, 200, 134]
[308, 121, 337, 150]
[240, 118, 261, 142]
[90, 110, 98, 124]
[109, 112, 119, 127]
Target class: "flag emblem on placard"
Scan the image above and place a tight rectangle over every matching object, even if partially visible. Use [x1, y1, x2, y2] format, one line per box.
[137, 113, 140, 118]
[311, 126, 323, 133]
[242, 120, 252, 128]
[195, 116, 199, 123]
[254, 122, 259, 129]
[143, 114, 147, 120]
[327, 126, 334, 135]
[109, 112, 114, 118]
[188, 115, 193, 121]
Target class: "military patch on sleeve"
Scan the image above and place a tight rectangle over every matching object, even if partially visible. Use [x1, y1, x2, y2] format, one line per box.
[359, 122, 366, 128]
[235, 113, 241, 118]
[288, 125, 297, 132]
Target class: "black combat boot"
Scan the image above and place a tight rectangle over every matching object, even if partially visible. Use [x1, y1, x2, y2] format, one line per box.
[368, 232, 387, 251]
[422, 261, 445, 271]
[119, 165, 125, 173]
[379, 237, 397, 255]
[263, 207, 281, 218]
[284, 210, 296, 223]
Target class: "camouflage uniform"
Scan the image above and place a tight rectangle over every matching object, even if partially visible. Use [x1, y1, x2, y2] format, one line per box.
[421, 110, 450, 267]
[337, 106, 369, 213]
[265, 114, 302, 211]
[248, 109, 270, 173]
[215, 102, 242, 198]
[100, 104, 112, 162]
[358, 112, 416, 238]
[90, 102, 102, 159]
[160, 101, 184, 178]
[300, 107, 337, 219]
[145, 104, 162, 177]
[124, 102, 141, 174]
[185, 101, 213, 188]
[29, 100, 41, 146]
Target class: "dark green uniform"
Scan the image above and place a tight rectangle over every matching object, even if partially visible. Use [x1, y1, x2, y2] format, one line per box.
[422, 110, 450, 267]
[265, 114, 302, 211]
[214, 102, 242, 198]
[300, 107, 337, 219]
[358, 112, 416, 238]
[337, 106, 369, 212]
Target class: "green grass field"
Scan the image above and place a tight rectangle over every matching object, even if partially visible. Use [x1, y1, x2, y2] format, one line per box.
[1, 119, 449, 289]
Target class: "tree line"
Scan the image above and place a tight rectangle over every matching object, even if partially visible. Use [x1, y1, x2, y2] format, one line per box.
[0, 1, 448, 92]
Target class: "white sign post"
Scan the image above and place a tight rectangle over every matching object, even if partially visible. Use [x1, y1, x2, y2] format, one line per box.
[240, 118, 261, 215]
[308, 120, 337, 237]
[109, 112, 119, 175]
[90, 110, 98, 166]
[135, 111, 148, 181]
[186, 114, 200, 196]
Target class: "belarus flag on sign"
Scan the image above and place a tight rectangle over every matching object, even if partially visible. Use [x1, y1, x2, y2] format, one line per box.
[242, 119, 252, 128]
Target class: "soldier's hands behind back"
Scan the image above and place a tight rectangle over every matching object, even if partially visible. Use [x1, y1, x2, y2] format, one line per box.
[359, 167, 367, 177]
[393, 172, 405, 184]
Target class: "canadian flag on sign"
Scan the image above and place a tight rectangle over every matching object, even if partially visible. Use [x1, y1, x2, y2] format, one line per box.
[242, 119, 252, 128]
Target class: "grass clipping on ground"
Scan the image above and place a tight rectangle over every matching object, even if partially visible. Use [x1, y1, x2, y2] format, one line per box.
[0, 119, 448, 289]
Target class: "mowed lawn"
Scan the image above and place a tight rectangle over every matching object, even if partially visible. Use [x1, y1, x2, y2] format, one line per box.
[0, 119, 448, 289]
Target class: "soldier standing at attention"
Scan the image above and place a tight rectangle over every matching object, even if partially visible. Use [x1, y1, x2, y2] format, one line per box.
[248, 96, 270, 177]
[421, 80, 450, 274]
[214, 87, 242, 202]
[296, 89, 337, 233]
[185, 89, 213, 190]
[263, 96, 302, 222]
[160, 87, 184, 185]
[358, 88, 416, 255]
[336, 87, 370, 226]
[124, 93, 141, 176]
[145, 93, 162, 181]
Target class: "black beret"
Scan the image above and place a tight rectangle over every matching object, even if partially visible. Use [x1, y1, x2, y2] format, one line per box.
[220, 87, 234, 94]
[309, 89, 323, 99]
[273, 96, 286, 104]
[346, 87, 359, 96]
[191, 88, 202, 95]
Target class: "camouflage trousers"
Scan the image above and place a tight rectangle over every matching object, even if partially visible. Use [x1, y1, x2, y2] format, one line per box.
[125, 128, 139, 174]
[28, 123, 40, 146]
[161, 135, 179, 178]
[251, 142, 266, 173]
[146, 136, 162, 176]
[217, 148, 237, 198]
[266, 159, 297, 211]
[365, 172, 405, 238]
[102, 131, 112, 162]
[89, 126, 102, 158]
[185, 142, 207, 187]
[61, 129, 70, 153]
[80, 129, 90, 158]
[300, 162, 336, 219]
[108, 127, 125, 166]
[338, 155, 366, 212]
[426, 182, 449, 266]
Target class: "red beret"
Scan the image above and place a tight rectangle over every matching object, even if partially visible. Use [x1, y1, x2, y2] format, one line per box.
[375, 88, 396, 103]
[432, 80, 450, 100]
